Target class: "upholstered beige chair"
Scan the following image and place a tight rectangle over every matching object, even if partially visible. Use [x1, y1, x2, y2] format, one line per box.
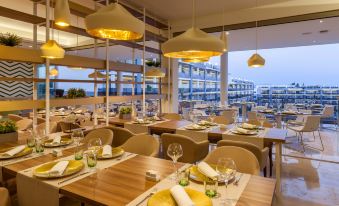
[110, 127, 136, 147]
[247, 119, 273, 128]
[217, 140, 269, 176]
[8, 114, 23, 122]
[16, 119, 33, 131]
[36, 117, 45, 125]
[36, 122, 58, 134]
[247, 111, 258, 121]
[213, 115, 234, 125]
[162, 113, 182, 121]
[161, 133, 209, 163]
[203, 146, 260, 175]
[220, 110, 237, 124]
[49, 116, 63, 122]
[84, 128, 113, 145]
[0, 187, 11, 206]
[121, 134, 159, 157]
[59, 122, 81, 133]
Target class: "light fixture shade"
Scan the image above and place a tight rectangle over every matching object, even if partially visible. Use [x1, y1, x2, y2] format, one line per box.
[88, 71, 106, 78]
[85, 3, 144, 40]
[55, 0, 71, 27]
[145, 68, 165, 78]
[182, 57, 209, 63]
[50, 68, 58, 76]
[248, 53, 265, 67]
[162, 27, 224, 59]
[40, 40, 65, 59]
[220, 31, 228, 52]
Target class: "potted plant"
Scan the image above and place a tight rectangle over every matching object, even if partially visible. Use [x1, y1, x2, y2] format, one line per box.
[67, 88, 86, 98]
[0, 120, 18, 144]
[0, 32, 22, 47]
[119, 107, 132, 120]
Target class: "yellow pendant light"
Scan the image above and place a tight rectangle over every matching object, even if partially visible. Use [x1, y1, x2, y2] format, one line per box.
[182, 57, 209, 63]
[50, 67, 58, 76]
[248, 0, 265, 68]
[145, 68, 165, 78]
[85, 2, 144, 40]
[88, 71, 106, 78]
[40, 40, 65, 59]
[54, 0, 71, 27]
[161, 0, 224, 59]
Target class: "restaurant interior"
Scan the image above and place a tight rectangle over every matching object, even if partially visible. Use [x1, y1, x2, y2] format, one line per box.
[0, 0, 338, 206]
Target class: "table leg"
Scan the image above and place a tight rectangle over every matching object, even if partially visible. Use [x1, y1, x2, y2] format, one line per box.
[242, 104, 247, 123]
[275, 142, 282, 193]
[276, 115, 282, 128]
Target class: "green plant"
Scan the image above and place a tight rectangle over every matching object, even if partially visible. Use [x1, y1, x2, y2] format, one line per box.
[0, 33, 22, 47]
[67, 88, 86, 98]
[154, 61, 161, 67]
[145, 61, 154, 67]
[0, 120, 17, 134]
[119, 107, 132, 114]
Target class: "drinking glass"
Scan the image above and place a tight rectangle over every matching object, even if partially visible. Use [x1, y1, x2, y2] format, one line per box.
[86, 150, 97, 170]
[35, 139, 44, 153]
[167, 143, 183, 180]
[178, 169, 190, 186]
[232, 111, 238, 125]
[26, 129, 36, 148]
[257, 113, 266, 128]
[88, 138, 102, 155]
[74, 146, 84, 160]
[71, 129, 84, 145]
[209, 112, 216, 123]
[216, 158, 237, 188]
[204, 179, 218, 198]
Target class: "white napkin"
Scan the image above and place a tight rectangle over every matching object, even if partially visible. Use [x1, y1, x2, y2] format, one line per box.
[3, 145, 26, 157]
[197, 162, 219, 179]
[52, 136, 61, 145]
[49, 161, 69, 176]
[170, 185, 195, 206]
[102, 145, 112, 158]
[242, 123, 257, 129]
[236, 127, 251, 134]
[58, 108, 65, 112]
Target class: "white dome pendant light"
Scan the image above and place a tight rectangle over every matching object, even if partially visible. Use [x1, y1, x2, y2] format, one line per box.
[54, 0, 71, 27]
[85, 1, 144, 40]
[161, 0, 224, 59]
[248, 0, 265, 67]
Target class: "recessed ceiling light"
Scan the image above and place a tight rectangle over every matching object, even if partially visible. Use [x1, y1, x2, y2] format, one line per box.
[226, 32, 230, 35]
[313, 40, 317, 43]
[320, 20, 323, 23]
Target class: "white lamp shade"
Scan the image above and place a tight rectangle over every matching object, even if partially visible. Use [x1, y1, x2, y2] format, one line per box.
[54, 0, 71, 27]
[182, 57, 209, 63]
[248, 53, 265, 67]
[145, 68, 165, 78]
[85, 3, 144, 40]
[220, 31, 228, 52]
[50, 68, 58, 76]
[40, 40, 65, 59]
[88, 71, 106, 78]
[161, 27, 224, 59]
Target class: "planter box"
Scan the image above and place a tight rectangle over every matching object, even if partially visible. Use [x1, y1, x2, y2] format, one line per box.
[119, 113, 132, 120]
[0, 132, 18, 144]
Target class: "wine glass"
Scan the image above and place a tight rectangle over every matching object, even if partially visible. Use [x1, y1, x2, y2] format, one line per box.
[257, 113, 266, 128]
[232, 111, 238, 125]
[88, 138, 102, 155]
[216, 157, 237, 188]
[209, 112, 216, 123]
[167, 143, 183, 180]
[71, 129, 84, 145]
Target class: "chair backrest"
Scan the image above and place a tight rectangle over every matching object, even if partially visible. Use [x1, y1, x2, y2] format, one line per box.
[110, 127, 135, 147]
[213, 115, 233, 125]
[0, 187, 11, 206]
[247, 119, 273, 128]
[8, 114, 24, 122]
[221, 110, 236, 118]
[36, 121, 58, 133]
[203, 146, 260, 175]
[322, 105, 334, 117]
[247, 111, 257, 121]
[59, 122, 81, 132]
[121, 134, 159, 157]
[302, 115, 321, 132]
[84, 128, 113, 145]
[161, 133, 205, 163]
[16, 119, 33, 131]
[49, 116, 63, 122]
[36, 117, 45, 125]
[217, 140, 263, 167]
[162, 113, 182, 121]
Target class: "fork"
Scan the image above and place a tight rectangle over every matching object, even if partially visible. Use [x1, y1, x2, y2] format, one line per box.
[135, 188, 158, 206]
[233, 173, 243, 186]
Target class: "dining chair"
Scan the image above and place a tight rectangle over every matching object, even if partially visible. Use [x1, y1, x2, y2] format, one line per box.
[320, 105, 335, 127]
[162, 113, 182, 120]
[59, 122, 81, 133]
[49, 116, 63, 122]
[287, 115, 323, 152]
[110, 127, 137, 147]
[0, 187, 11, 206]
[121, 134, 159, 157]
[36, 117, 45, 125]
[161, 133, 209, 163]
[16, 119, 33, 131]
[7, 114, 24, 122]
[203, 146, 260, 175]
[84, 128, 113, 145]
[212, 115, 233, 125]
[217, 140, 270, 177]
[247, 119, 273, 128]
[221, 110, 237, 118]
[36, 121, 58, 134]
[247, 111, 258, 121]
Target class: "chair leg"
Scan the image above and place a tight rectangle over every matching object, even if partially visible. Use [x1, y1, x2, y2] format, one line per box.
[269, 145, 273, 177]
[303, 130, 325, 152]
[299, 132, 306, 153]
[263, 167, 267, 177]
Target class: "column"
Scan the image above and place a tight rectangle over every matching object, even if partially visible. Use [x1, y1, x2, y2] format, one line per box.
[116, 71, 123, 96]
[171, 59, 179, 113]
[160, 55, 170, 113]
[220, 52, 229, 106]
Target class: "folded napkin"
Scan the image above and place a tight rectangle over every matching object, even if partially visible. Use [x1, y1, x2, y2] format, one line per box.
[58, 108, 65, 112]
[3, 145, 26, 157]
[102, 145, 112, 158]
[236, 127, 251, 134]
[197, 162, 219, 179]
[49, 161, 69, 176]
[242, 123, 257, 129]
[170, 185, 195, 206]
[52, 136, 61, 145]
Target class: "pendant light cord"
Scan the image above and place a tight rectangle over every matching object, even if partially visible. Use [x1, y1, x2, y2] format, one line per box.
[51, 0, 54, 40]
[192, 0, 196, 28]
[255, 0, 258, 54]
[222, 7, 225, 32]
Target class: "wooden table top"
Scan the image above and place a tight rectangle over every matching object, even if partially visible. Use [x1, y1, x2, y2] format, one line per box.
[60, 155, 276, 206]
[103, 117, 133, 126]
[148, 120, 192, 133]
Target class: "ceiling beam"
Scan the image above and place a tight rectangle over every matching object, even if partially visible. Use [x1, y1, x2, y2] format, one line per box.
[0, 6, 161, 54]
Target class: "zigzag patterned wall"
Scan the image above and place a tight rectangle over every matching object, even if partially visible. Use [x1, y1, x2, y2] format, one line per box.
[0, 61, 33, 98]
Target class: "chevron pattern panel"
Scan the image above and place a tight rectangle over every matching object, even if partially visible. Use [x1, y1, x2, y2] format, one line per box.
[0, 61, 33, 98]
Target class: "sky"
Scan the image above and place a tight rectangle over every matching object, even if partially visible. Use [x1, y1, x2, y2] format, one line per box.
[210, 43, 339, 86]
